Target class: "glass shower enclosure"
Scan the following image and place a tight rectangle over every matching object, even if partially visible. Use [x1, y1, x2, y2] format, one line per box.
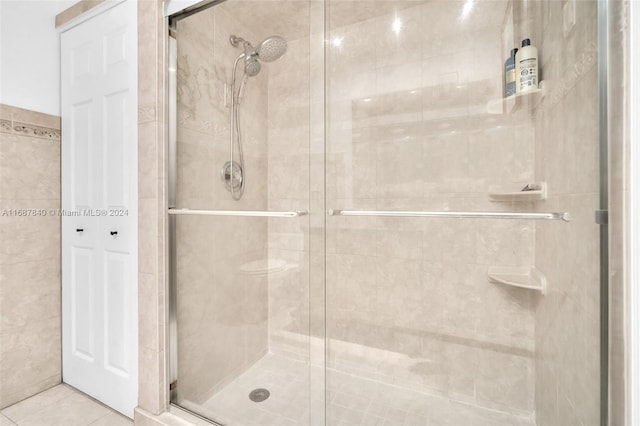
[167, 0, 605, 425]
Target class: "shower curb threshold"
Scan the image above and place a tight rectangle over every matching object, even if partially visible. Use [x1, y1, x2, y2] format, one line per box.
[135, 406, 211, 426]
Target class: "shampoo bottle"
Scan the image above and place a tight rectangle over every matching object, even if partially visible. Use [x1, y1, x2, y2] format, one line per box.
[515, 38, 538, 93]
[504, 48, 518, 97]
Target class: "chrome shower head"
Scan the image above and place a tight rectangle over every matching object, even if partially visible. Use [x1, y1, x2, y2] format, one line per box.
[244, 58, 261, 77]
[230, 34, 287, 77]
[256, 36, 287, 62]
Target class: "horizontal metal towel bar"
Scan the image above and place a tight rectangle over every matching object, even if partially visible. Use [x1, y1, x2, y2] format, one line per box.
[169, 208, 308, 218]
[328, 209, 572, 222]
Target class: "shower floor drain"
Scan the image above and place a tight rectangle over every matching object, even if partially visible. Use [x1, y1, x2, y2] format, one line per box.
[249, 388, 270, 402]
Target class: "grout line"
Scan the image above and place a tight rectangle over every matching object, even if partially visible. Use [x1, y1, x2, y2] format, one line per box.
[0, 413, 16, 426]
[58, 384, 132, 424]
[0, 384, 70, 423]
[85, 410, 132, 426]
[85, 411, 114, 426]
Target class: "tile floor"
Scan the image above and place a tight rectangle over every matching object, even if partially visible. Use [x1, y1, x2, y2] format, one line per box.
[179, 352, 535, 426]
[0, 384, 132, 426]
[1, 360, 535, 426]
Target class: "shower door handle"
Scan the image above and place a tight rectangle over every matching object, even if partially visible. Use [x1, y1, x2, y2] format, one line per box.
[168, 208, 308, 218]
[327, 209, 572, 222]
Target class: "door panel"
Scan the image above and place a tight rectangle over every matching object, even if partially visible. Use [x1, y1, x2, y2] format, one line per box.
[69, 101, 94, 210]
[70, 247, 95, 361]
[61, 0, 138, 417]
[103, 90, 128, 209]
[103, 251, 129, 376]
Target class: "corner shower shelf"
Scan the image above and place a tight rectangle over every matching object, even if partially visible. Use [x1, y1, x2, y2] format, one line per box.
[239, 258, 290, 276]
[488, 182, 547, 202]
[486, 80, 547, 114]
[488, 266, 547, 294]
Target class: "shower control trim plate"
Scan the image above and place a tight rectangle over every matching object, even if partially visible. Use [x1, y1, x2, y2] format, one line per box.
[221, 161, 243, 193]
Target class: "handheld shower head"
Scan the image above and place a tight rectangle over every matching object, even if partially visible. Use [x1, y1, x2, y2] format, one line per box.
[244, 58, 261, 77]
[256, 36, 287, 62]
[226, 34, 287, 201]
[230, 34, 287, 78]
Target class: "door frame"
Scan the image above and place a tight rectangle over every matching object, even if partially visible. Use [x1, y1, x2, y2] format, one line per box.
[56, 0, 126, 33]
[629, 0, 640, 422]
[597, 1, 610, 424]
[161, 1, 618, 425]
[165, 1, 233, 409]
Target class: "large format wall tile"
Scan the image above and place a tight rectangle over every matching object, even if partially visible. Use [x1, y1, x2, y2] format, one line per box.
[0, 104, 61, 409]
[533, 1, 601, 424]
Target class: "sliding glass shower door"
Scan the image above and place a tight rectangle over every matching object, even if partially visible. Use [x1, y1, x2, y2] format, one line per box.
[168, 0, 604, 425]
[324, 1, 601, 425]
[168, 1, 324, 425]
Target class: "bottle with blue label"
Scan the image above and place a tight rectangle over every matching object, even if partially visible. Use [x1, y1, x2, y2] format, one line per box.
[504, 48, 518, 97]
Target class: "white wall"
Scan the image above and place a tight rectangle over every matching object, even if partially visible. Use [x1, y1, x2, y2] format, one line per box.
[0, 0, 75, 116]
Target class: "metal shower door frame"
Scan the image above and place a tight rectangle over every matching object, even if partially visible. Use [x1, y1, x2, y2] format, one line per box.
[164, 0, 612, 424]
[166, 0, 229, 417]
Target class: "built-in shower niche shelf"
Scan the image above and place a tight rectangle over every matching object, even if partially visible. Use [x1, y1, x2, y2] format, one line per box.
[488, 266, 547, 294]
[488, 182, 547, 202]
[486, 80, 547, 114]
[239, 258, 291, 276]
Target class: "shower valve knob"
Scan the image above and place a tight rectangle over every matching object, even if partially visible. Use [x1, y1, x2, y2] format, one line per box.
[76, 228, 84, 232]
[110, 231, 118, 236]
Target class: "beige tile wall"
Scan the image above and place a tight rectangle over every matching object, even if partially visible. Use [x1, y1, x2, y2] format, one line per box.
[532, 1, 601, 425]
[0, 104, 62, 408]
[173, 4, 270, 404]
[136, 0, 169, 418]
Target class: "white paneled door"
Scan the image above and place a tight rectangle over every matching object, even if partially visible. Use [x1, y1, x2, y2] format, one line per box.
[61, 0, 138, 418]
